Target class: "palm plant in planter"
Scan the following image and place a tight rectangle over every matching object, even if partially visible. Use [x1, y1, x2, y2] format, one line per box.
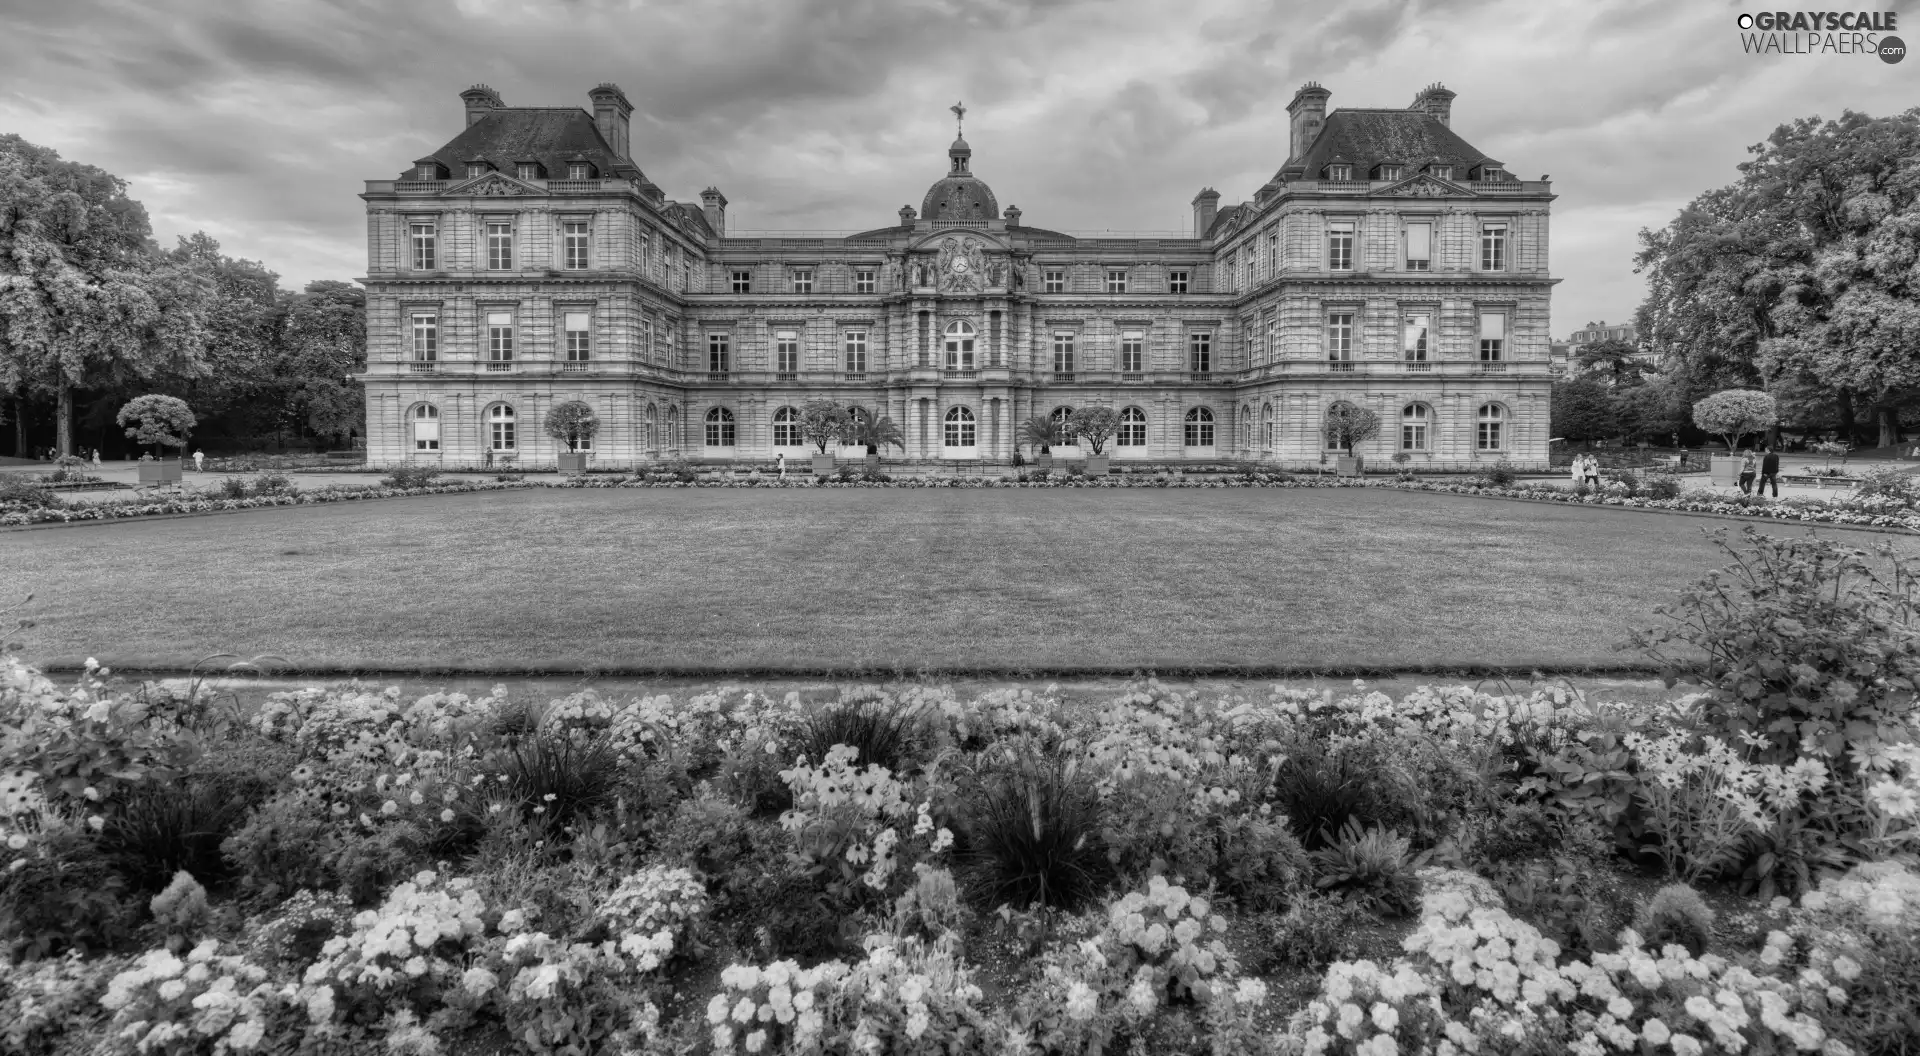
[1066, 407, 1119, 476]
[849, 408, 906, 472]
[1020, 415, 1068, 471]
[800, 400, 847, 475]
[1323, 402, 1381, 477]
[544, 401, 599, 473]
[117, 395, 195, 484]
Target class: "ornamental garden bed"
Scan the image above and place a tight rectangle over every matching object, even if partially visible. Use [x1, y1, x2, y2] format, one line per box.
[1, 528, 1917, 1056]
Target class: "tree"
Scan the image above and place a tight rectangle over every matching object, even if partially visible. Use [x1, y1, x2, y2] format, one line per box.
[279, 280, 366, 447]
[1575, 339, 1649, 385]
[1692, 389, 1778, 452]
[1065, 407, 1119, 455]
[542, 401, 599, 452]
[1322, 402, 1381, 455]
[1551, 378, 1620, 443]
[1020, 414, 1067, 454]
[799, 400, 847, 454]
[848, 407, 905, 457]
[115, 394, 195, 458]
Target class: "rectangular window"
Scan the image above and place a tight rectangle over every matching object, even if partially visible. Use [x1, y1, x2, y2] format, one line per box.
[1479, 312, 1507, 360]
[409, 222, 437, 270]
[416, 163, 437, 180]
[854, 268, 875, 294]
[1189, 333, 1212, 374]
[1328, 164, 1352, 181]
[562, 221, 589, 270]
[1245, 255, 1255, 288]
[1105, 269, 1127, 294]
[1120, 331, 1144, 373]
[1481, 223, 1508, 271]
[1052, 332, 1075, 373]
[410, 314, 437, 361]
[1431, 165, 1453, 180]
[1044, 268, 1065, 293]
[516, 163, 539, 181]
[486, 221, 513, 270]
[776, 331, 799, 374]
[1168, 269, 1189, 293]
[730, 269, 751, 293]
[564, 311, 590, 362]
[1327, 312, 1354, 362]
[1268, 314, 1279, 365]
[568, 162, 591, 180]
[790, 268, 814, 293]
[708, 334, 730, 373]
[1403, 412, 1429, 451]
[466, 163, 488, 179]
[642, 318, 654, 360]
[1268, 231, 1279, 276]
[1403, 310, 1431, 361]
[1380, 165, 1404, 180]
[844, 330, 868, 373]
[1405, 222, 1431, 271]
[413, 415, 439, 451]
[1327, 221, 1354, 271]
[486, 311, 514, 361]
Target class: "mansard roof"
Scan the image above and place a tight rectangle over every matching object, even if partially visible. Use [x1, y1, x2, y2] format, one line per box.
[400, 108, 641, 182]
[1291, 109, 1493, 179]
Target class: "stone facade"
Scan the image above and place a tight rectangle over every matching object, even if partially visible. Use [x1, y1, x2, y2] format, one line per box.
[358, 83, 1555, 470]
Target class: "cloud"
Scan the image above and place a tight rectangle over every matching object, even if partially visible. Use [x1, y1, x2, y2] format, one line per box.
[0, 0, 1913, 328]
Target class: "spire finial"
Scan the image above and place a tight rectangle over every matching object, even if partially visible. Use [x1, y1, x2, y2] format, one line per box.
[951, 101, 966, 137]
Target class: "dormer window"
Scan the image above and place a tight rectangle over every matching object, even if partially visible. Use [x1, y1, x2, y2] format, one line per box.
[1480, 166, 1506, 181]
[568, 162, 594, 180]
[1326, 164, 1352, 181]
[466, 162, 490, 179]
[417, 163, 437, 180]
[1430, 165, 1454, 180]
[1378, 165, 1403, 181]
[515, 162, 544, 181]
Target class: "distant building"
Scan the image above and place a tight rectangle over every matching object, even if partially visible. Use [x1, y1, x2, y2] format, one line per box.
[1571, 320, 1636, 345]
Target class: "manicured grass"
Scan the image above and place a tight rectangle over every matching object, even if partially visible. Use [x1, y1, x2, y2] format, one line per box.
[11, 487, 1909, 673]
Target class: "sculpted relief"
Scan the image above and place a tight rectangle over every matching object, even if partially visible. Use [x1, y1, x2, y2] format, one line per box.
[935, 236, 986, 293]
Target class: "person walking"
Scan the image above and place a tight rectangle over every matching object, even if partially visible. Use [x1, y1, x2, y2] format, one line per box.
[1759, 446, 1781, 498]
[1738, 450, 1757, 495]
[776, 452, 786, 480]
[193, 449, 205, 472]
[91, 448, 100, 467]
[1583, 454, 1601, 489]
[1569, 453, 1585, 490]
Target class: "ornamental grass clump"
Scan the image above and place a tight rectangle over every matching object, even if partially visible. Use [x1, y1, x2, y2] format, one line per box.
[953, 746, 1110, 913]
[800, 695, 925, 779]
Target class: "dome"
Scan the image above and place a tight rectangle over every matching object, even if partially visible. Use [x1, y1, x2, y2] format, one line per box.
[920, 132, 997, 222]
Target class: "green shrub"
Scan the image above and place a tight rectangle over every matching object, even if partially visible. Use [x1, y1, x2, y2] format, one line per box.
[953, 749, 1111, 912]
[250, 471, 296, 496]
[379, 465, 441, 488]
[0, 947, 119, 1055]
[1636, 882, 1715, 956]
[1484, 461, 1518, 486]
[1646, 472, 1682, 500]
[0, 811, 137, 960]
[1269, 737, 1416, 850]
[650, 793, 844, 957]
[1261, 891, 1369, 969]
[1492, 856, 1623, 958]
[217, 476, 249, 498]
[1310, 820, 1421, 917]
[0, 475, 62, 509]
[148, 870, 210, 940]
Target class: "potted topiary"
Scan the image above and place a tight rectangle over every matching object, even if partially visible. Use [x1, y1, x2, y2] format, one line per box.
[544, 401, 600, 473]
[800, 400, 846, 476]
[1066, 407, 1119, 476]
[1323, 402, 1381, 477]
[1020, 415, 1067, 471]
[1692, 389, 1777, 486]
[849, 408, 907, 473]
[117, 395, 195, 484]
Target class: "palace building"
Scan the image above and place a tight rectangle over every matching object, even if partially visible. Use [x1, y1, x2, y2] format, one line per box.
[357, 82, 1555, 469]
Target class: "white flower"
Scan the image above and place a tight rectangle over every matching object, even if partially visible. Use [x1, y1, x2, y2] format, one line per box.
[1868, 781, 1919, 818]
[1832, 955, 1861, 982]
[745, 1029, 767, 1053]
[905, 1010, 930, 1039]
[1371, 1001, 1400, 1033]
[1642, 1018, 1671, 1045]
[1064, 981, 1098, 1022]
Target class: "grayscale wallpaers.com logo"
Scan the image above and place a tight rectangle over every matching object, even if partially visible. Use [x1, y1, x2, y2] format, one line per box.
[1736, 11, 1904, 61]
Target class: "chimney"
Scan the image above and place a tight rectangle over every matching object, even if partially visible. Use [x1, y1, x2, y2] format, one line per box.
[460, 84, 503, 127]
[1286, 82, 1331, 163]
[899, 204, 916, 228]
[588, 83, 634, 159]
[1410, 82, 1456, 127]
[699, 187, 727, 237]
[1003, 204, 1021, 227]
[1191, 188, 1220, 238]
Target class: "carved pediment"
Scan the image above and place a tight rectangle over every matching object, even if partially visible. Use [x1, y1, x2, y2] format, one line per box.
[453, 173, 541, 197]
[1372, 175, 1468, 198]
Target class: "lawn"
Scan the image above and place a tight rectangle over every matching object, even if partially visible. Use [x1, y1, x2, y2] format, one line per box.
[9, 486, 1907, 673]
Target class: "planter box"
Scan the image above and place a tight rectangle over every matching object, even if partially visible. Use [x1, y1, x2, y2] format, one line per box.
[1085, 454, 1110, 476]
[137, 460, 183, 484]
[557, 453, 589, 474]
[865, 454, 880, 474]
[812, 453, 836, 476]
[1335, 455, 1365, 478]
[1710, 454, 1745, 486]
[1036, 452, 1054, 471]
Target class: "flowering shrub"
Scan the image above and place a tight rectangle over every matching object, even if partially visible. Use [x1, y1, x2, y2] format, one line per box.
[779, 744, 953, 902]
[100, 940, 282, 1055]
[706, 957, 847, 1053]
[0, 479, 534, 526]
[0, 948, 122, 1054]
[0, 656, 197, 814]
[597, 864, 709, 964]
[1625, 728, 1836, 884]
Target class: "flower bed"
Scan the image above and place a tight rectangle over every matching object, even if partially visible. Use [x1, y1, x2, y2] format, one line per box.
[0, 480, 534, 527]
[3, 526, 1916, 1054]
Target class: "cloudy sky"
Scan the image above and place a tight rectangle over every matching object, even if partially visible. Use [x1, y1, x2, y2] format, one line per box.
[0, 0, 1911, 333]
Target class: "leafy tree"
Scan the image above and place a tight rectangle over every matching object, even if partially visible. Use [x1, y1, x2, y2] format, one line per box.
[278, 280, 365, 447]
[1613, 375, 1696, 446]
[115, 394, 195, 458]
[1322, 402, 1381, 455]
[1020, 414, 1067, 454]
[1692, 389, 1778, 452]
[1551, 378, 1620, 443]
[799, 400, 846, 454]
[542, 401, 598, 452]
[1575, 339, 1649, 385]
[847, 408, 905, 456]
[1065, 407, 1119, 455]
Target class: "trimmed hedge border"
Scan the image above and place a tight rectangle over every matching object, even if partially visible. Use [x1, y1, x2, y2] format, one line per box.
[0, 480, 535, 529]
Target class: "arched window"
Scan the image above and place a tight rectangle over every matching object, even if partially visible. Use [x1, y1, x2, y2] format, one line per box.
[410, 403, 440, 452]
[1262, 402, 1275, 447]
[1476, 403, 1507, 451]
[1401, 404, 1431, 451]
[486, 404, 515, 451]
[944, 321, 976, 370]
[1117, 407, 1147, 447]
[1051, 406, 1074, 445]
[645, 403, 657, 450]
[705, 407, 735, 447]
[772, 406, 802, 447]
[1184, 407, 1215, 447]
[944, 406, 976, 448]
